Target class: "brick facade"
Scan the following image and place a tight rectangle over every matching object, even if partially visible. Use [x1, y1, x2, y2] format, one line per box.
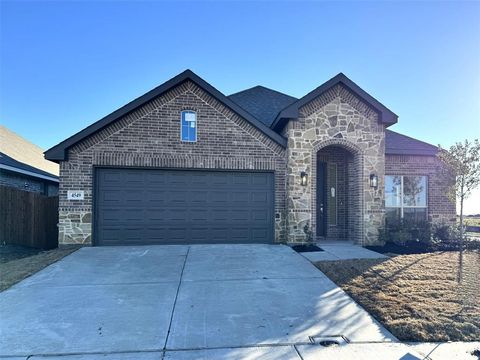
[54, 73, 456, 247]
[385, 154, 456, 222]
[58, 81, 286, 245]
[0, 169, 58, 196]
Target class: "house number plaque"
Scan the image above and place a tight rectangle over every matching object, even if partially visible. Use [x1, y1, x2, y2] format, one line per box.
[67, 190, 84, 200]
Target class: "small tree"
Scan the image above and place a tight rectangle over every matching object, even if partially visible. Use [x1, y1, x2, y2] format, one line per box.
[438, 139, 480, 246]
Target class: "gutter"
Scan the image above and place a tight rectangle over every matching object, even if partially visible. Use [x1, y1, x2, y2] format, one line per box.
[0, 164, 59, 183]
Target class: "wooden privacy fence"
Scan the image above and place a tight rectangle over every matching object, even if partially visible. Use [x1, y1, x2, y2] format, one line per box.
[0, 185, 58, 249]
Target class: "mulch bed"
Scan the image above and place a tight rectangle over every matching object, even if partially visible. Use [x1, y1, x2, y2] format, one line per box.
[291, 244, 324, 253]
[367, 240, 479, 255]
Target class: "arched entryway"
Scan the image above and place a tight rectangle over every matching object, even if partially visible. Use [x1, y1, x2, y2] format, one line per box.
[312, 140, 364, 243]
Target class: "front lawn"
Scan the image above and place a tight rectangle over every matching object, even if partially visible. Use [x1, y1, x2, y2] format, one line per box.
[315, 251, 480, 342]
[0, 245, 80, 291]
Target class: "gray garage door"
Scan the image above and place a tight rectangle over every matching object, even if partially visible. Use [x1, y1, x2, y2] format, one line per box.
[94, 168, 274, 246]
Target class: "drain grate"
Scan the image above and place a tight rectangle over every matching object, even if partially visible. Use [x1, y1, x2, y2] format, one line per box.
[309, 335, 349, 347]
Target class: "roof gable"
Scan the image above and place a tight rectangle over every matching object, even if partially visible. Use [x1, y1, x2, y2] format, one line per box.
[385, 130, 438, 156]
[272, 73, 398, 131]
[45, 70, 287, 162]
[228, 86, 297, 127]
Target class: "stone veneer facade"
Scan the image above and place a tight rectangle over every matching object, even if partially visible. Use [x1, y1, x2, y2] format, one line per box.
[56, 77, 455, 246]
[282, 84, 385, 245]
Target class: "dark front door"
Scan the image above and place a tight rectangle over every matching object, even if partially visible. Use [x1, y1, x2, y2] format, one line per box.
[316, 162, 327, 237]
[94, 168, 275, 246]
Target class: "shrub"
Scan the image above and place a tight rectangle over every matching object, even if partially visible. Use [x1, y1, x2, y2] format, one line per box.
[378, 220, 478, 251]
[380, 220, 431, 247]
[431, 222, 462, 249]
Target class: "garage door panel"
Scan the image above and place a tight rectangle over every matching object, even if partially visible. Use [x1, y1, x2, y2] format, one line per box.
[145, 172, 167, 184]
[147, 191, 168, 205]
[251, 210, 268, 222]
[252, 173, 270, 185]
[210, 173, 229, 185]
[124, 171, 144, 185]
[102, 190, 124, 202]
[168, 173, 189, 185]
[231, 192, 249, 205]
[230, 228, 251, 241]
[230, 209, 250, 222]
[211, 210, 228, 222]
[168, 228, 189, 241]
[189, 209, 209, 222]
[95, 169, 274, 245]
[251, 191, 269, 203]
[210, 228, 229, 240]
[143, 228, 168, 242]
[210, 191, 229, 203]
[190, 192, 208, 204]
[233, 174, 250, 185]
[190, 228, 209, 241]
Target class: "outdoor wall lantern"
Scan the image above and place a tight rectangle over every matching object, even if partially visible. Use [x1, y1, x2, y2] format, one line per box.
[369, 174, 378, 189]
[300, 171, 308, 186]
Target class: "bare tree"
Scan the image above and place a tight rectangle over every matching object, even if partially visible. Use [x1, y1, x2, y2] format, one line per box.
[438, 139, 480, 246]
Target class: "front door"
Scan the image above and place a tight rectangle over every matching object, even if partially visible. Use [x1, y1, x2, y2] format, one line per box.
[316, 162, 327, 237]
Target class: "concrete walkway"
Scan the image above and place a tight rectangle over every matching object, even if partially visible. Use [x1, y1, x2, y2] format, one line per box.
[301, 242, 388, 262]
[0, 244, 398, 359]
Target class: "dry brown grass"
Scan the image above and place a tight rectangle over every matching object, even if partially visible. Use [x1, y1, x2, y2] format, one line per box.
[315, 251, 480, 342]
[0, 246, 79, 291]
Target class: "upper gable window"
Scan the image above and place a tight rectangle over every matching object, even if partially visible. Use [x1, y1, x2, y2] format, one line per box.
[181, 110, 197, 142]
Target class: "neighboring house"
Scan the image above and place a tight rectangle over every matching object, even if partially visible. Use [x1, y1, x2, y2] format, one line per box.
[0, 126, 59, 196]
[44, 70, 455, 246]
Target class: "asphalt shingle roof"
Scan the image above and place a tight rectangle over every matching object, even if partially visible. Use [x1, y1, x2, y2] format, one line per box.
[385, 130, 438, 156]
[0, 125, 59, 176]
[228, 86, 298, 127]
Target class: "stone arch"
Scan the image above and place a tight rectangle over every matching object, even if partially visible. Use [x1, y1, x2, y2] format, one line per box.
[311, 138, 365, 244]
[312, 138, 364, 155]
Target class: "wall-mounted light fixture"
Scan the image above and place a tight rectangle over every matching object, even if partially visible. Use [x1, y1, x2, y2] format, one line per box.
[300, 171, 308, 186]
[369, 174, 378, 189]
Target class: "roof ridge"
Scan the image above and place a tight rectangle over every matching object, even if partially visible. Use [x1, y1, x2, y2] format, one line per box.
[229, 85, 297, 100]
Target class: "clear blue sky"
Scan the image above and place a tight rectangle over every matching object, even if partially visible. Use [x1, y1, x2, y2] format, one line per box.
[1, 1, 479, 213]
[1, 1, 479, 150]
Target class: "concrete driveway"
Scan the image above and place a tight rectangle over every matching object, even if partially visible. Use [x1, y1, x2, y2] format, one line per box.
[0, 244, 413, 359]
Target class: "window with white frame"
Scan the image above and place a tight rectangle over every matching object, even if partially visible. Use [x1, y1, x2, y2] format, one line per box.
[181, 110, 197, 142]
[385, 175, 428, 223]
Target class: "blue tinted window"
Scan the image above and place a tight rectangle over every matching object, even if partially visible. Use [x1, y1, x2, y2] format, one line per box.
[181, 111, 197, 142]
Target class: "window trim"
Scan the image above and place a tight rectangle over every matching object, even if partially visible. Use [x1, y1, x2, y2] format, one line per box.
[180, 110, 197, 142]
[385, 175, 428, 220]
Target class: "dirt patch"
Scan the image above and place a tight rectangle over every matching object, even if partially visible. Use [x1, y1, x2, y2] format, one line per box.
[315, 251, 480, 342]
[0, 245, 80, 291]
[0, 245, 43, 263]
